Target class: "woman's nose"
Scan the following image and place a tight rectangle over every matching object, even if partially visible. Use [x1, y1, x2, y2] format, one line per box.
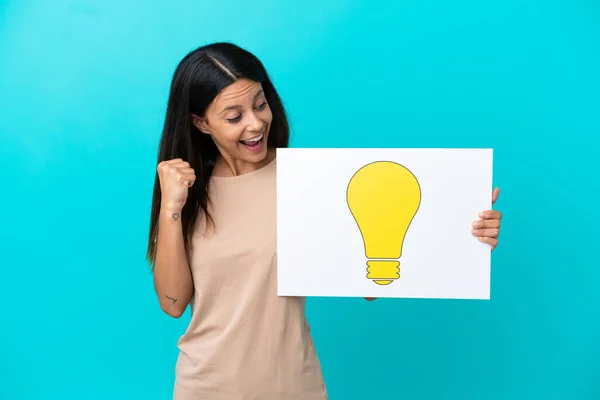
[247, 111, 264, 132]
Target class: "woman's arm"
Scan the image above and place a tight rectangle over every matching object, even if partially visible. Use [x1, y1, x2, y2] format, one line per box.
[153, 206, 194, 318]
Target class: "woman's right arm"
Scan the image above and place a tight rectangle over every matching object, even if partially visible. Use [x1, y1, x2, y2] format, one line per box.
[153, 206, 194, 318]
[153, 159, 197, 318]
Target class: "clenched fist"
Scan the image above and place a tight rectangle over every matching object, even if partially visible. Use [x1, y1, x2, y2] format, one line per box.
[157, 158, 196, 212]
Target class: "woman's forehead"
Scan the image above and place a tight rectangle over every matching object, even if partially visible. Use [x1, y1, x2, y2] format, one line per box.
[216, 79, 263, 104]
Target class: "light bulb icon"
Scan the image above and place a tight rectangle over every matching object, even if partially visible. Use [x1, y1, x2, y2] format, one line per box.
[346, 161, 421, 285]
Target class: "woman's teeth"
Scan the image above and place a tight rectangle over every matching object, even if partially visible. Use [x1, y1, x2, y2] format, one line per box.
[240, 133, 264, 146]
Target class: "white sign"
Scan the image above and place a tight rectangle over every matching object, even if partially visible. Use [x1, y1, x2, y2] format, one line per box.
[276, 148, 493, 300]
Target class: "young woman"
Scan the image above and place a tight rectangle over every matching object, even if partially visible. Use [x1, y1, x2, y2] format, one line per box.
[146, 42, 503, 400]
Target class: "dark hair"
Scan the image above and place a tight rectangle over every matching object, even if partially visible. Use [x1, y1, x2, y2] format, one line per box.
[146, 42, 290, 267]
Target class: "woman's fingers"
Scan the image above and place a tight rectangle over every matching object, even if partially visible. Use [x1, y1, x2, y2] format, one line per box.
[473, 218, 500, 229]
[492, 187, 500, 204]
[479, 209, 502, 220]
[478, 236, 498, 250]
[471, 228, 499, 238]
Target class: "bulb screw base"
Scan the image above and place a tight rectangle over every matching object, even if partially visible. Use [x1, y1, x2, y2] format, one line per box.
[366, 260, 400, 285]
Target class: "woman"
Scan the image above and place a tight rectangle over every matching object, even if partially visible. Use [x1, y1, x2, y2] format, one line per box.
[146, 42, 503, 400]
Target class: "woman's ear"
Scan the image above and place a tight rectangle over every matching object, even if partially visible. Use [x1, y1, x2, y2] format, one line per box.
[191, 114, 210, 134]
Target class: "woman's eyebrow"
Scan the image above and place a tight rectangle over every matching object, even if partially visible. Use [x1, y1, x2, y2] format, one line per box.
[219, 90, 265, 114]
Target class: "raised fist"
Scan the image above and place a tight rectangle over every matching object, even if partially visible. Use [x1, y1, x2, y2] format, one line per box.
[157, 158, 196, 211]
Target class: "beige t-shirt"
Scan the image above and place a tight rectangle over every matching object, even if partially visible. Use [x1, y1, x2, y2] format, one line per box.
[173, 157, 328, 400]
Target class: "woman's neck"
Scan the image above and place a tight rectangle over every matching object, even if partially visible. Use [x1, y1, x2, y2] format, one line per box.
[213, 148, 276, 177]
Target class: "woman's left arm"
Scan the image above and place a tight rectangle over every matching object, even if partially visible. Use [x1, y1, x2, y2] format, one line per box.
[364, 187, 503, 302]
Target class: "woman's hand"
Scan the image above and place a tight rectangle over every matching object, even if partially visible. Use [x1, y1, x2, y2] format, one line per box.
[471, 187, 502, 250]
[157, 158, 196, 212]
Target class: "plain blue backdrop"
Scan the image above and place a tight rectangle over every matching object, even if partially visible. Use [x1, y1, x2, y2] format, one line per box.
[1, 0, 599, 399]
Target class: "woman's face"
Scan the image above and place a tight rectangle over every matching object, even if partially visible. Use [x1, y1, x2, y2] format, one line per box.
[193, 78, 273, 174]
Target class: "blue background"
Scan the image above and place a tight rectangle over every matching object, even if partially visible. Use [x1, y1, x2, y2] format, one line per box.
[1, 0, 599, 399]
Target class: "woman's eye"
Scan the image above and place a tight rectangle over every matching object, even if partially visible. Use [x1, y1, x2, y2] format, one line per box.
[226, 103, 266, 123]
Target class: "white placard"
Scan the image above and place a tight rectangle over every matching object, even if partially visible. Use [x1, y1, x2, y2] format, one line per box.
[276, 148, 493, 300]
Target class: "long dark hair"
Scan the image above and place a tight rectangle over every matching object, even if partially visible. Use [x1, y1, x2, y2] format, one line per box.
[146, 42, 290, 267]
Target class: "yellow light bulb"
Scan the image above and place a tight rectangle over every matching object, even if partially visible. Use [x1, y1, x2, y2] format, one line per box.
[346, 161, 421, 285]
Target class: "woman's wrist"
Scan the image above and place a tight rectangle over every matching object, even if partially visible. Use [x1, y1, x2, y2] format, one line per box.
[160, 206, 183, 222]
